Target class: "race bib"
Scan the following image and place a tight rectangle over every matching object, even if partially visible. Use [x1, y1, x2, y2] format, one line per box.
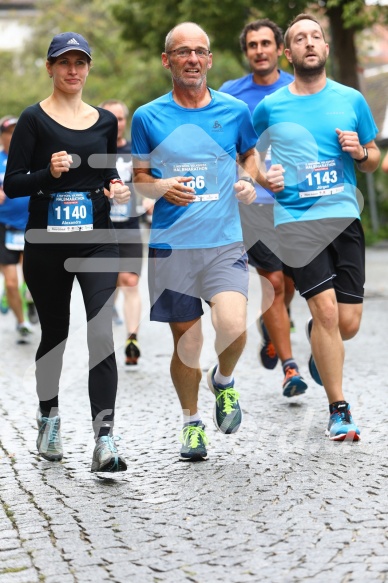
[47, 192, 93, 232]
[167, 161, 219, 202]
[110, 201, 131, 222]
[5, 228, 24, 251]
[297, 159, 344, 198]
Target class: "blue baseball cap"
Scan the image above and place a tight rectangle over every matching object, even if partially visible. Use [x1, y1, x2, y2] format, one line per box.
[47, 32, 92, 59]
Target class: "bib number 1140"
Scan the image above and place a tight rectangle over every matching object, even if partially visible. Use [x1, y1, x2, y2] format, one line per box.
[55, 205, 88, 221]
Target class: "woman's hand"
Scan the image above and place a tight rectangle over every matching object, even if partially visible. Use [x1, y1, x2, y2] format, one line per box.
[109, 180, 130, 203]
[50, 151, 73, 178]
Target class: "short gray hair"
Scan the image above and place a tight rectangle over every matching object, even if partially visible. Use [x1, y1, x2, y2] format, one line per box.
[164, 22, 210, 52]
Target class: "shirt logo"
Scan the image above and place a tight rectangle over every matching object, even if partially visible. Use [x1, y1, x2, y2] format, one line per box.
[212, 120, 223, 132]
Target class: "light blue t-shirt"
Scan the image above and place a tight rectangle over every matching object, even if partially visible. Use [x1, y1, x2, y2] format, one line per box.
[219, 70, 294, 204]
[131, 89, 258, 249]
[252, 79, 378, 226]
[0, 149, 30, 230]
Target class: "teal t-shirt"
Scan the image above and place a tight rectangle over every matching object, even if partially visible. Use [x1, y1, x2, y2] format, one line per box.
[252, 79, 378, 226]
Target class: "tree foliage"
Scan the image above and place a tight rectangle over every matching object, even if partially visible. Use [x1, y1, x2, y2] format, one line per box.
[0, 0, 387, 237]
[0, 0, 172, 119]
[1, 0, 388, 117]
[113, 0, 388, 90]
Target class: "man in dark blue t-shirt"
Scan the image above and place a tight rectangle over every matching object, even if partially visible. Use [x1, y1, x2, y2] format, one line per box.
[220, 19, 306, 399]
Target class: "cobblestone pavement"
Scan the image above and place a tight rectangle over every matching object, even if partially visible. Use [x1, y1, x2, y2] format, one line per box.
[1, 246, 388, 583]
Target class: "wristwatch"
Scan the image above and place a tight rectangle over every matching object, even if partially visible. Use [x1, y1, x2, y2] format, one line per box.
[355, 147, 368, 164]
[239, 176, 255, 186]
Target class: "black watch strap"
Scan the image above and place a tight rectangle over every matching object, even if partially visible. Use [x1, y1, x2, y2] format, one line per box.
[355, 147, 368, 164]
[239, 176, 255, 186]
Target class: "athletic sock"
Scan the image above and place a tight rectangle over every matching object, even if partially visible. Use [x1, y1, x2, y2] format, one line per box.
[214, 368, 233, 387]
[183, 411, 201, 425]
[329, 400, 348, 414]
[282, 359, 298, 373]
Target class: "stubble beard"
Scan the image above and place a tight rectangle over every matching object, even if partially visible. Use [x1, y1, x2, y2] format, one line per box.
[292, 54, 327, 80]
[173, 73, 206, 91]
[253, 60, 277, 78]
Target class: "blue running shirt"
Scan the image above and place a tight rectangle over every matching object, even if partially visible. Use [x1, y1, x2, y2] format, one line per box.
[0, 150, 30, 230]
[252, 79, 378, 226]
[131, 89, 257, 249]
[219, 70, 293, 204]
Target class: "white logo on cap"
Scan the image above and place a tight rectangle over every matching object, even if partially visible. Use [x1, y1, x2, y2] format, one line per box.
[67, 38, 80, 45]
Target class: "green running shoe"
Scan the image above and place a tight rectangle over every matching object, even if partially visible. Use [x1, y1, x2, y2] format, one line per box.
[0, 290, 9, 315]
[91, 436, 127, 472]
[179, 421, 208, 461]
[207, 366, 242, 434]
[36, 411, 63, 461]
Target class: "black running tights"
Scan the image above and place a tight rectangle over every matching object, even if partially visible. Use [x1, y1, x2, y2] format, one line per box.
[23, 241, 119, 437]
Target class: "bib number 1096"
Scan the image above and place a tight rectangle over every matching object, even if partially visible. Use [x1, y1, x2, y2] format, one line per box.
[185, 175, 205, 190]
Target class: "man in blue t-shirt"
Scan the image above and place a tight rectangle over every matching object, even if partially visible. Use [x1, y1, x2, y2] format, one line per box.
[219, 19, 306, 400]
[0, 116, 35, 341]
[253, 14, 380, 442]
[132, 22, 270, 462]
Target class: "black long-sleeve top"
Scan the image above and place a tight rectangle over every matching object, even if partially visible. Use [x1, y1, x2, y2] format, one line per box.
[4, 103, 120, 198]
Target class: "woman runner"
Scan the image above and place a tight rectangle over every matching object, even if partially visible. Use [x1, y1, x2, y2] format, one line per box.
[4, 32, 129, 472]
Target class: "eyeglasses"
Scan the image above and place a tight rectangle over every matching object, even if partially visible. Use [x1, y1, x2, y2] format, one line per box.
[166, 47, 210, 59]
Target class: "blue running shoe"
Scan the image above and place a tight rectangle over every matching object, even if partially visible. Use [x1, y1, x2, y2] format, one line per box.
[305, 318, 323, 386]
[326, 403, 361, 442]
[207, 366, 242, 434]
[91, 435, 127, 472]
[282, 365, 308, 398]
[179, 421, 208, 461]
[36, 411, 63, 461]
[257, 315, 278, 369]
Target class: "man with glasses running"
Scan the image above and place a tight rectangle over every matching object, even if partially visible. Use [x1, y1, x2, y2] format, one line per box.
[132, 22, 271, 461]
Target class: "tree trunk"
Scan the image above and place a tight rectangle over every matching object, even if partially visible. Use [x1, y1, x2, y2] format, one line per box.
[327, 4, 360, 90]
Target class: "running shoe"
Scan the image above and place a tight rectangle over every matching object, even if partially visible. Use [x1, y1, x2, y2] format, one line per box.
[91, 435, 128, 472]
[112, 305, 123, 326]
[125, 337, 141, 367]
[207, 365, 242, 434]
[326, 403, 360, 442]
[179, 421, 208, 461]
[36, 411, 63, 461]
[257, 315, 278, 369]
[0, 290, 9, 315]
[17, 322, 33, 344]
[282, 365, 308, 398]
[305, 318, 323, 386]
